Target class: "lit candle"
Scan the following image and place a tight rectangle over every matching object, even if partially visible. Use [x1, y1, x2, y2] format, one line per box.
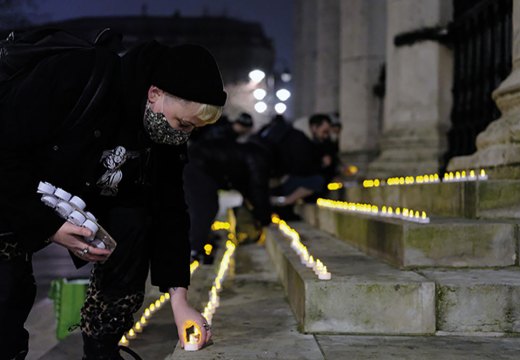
[307, 256, 315, 268]
[318, 271, 331, 280]
[134, 321, 143, 333]
[184, 321, 201, 351]
[119, 335, 129, 346]
[126, 328, 136, 339]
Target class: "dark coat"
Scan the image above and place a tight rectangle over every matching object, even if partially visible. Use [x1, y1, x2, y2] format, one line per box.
[255, 117, 322, 178]
[0, 41, 191, 290]
[187, 139, 272, 226]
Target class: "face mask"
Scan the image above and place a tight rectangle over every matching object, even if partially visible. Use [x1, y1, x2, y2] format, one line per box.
[143, 101, 191, 145]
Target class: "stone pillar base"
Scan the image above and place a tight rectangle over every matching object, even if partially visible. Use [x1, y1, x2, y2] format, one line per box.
[447, 66, 520, 178]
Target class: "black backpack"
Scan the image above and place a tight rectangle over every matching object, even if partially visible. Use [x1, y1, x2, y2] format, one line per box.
[0, 28, 122, 129]
[0, 27, 122, 81]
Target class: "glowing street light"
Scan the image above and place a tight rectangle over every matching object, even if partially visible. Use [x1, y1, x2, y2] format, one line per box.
[253, 88, 267, 100]
[254, 101, 267, 113]
[249, 69, 266, 82]
[274, 102, 287, 114]
[276, 88, 291, 101]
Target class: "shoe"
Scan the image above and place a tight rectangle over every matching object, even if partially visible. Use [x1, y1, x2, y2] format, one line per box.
[82, 334, 142, 360]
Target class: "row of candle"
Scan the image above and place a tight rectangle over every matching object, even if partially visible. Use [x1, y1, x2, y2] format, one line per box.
[211, 220, 231, 231]
[361, 169, 488, 188]
[316, 198, 430, 224]
[327, 182, 344, 191]
[272, 214, 331, 280]
[201, 237, 237, 325]
[119, 260, 201, 347]
[119, 219, 235, 349]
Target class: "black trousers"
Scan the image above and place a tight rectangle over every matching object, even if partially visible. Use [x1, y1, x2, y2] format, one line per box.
[0, 256, 36, 360]
[81, 207, 149, 359]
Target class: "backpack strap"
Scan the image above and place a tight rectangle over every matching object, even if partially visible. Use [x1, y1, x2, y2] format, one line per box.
[0, 28, 91, 82]
[63, 47, 119, 132]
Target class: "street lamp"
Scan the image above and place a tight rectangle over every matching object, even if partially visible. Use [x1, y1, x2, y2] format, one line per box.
[249, 69, 266, 83]
[248, 63, 292, 118]
[276, 88, 291, 102]
[253, 88, 267, 100]
[254, 101, 268, 114]
[274, 103, 287, 114]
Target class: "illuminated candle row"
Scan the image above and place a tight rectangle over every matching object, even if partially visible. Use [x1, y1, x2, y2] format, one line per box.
[211, 220, 231, 231]
[119, 260, 200, 346]
[327, 182, 344, 191]
[443, 169, 488, 182]
[201, 237, 237, 324]
[316, 198, 430, 224]
[272, 214, 332, 280]
[363, 169, 488, 188]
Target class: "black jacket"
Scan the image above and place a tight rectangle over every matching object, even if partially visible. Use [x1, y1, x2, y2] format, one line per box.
[187, 139, 272, 226]
[255, 117, 322, 177]
[0, 40, 191, 290]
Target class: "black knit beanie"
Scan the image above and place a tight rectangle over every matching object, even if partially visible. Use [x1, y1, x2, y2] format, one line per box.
[150, 43, 227, 106]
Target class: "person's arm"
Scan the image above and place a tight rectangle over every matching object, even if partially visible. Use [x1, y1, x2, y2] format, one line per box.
[148, 144, 211, 348]
[169, 287, 211, 349]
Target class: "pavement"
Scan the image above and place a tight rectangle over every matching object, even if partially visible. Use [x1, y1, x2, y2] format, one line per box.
[22, 190, 520, 359]
[26, 238, 520, 360]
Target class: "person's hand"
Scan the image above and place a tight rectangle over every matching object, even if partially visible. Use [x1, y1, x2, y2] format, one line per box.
[322, 154, 332, 167]
[49, 221, 112, 262]
[170, 287, 212, 350]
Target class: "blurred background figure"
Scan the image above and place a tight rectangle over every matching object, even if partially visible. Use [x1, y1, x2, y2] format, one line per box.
[184, 113, 271, 263]
[191, 112, 254, 143]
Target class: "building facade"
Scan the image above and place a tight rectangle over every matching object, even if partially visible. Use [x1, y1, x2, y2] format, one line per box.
[293, 0, 519, 179]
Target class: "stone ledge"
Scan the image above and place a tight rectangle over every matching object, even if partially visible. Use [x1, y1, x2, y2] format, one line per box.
[265, 222, 436, 335]
[338, 179, 520, 219]
[420, 269, 520, 333]
[297, 204, 518, 268]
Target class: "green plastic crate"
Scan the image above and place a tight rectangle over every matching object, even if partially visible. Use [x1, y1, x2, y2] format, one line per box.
[48, 278, 89, 340]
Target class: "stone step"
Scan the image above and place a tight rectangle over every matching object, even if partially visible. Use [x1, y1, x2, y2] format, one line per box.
[421, 268, 520, 334]
[336, 179, 520, 219]
[266, 221, 520, 335]
[265, 221, 436, 335]
[297, 204, 518, 268]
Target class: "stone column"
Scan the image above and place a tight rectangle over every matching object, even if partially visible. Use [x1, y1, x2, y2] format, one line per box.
[339, 0, 387, 176]
[293, 0, 318, 119]
[315, 0, 340, 114]
[367, 0, 453, 178]
[448, 0, 520, 178]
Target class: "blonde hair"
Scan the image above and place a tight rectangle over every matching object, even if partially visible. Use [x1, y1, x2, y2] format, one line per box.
[195, 103, 223, 125]
[166, 92, 223, 125]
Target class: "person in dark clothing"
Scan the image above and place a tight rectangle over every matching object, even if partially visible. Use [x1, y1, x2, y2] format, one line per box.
[184, 137, 271, 261]
[308, 113, 342, 183]
[255, 115, 325, 208]
[0, 29, 226, 359]
[191, 111, 253, 143]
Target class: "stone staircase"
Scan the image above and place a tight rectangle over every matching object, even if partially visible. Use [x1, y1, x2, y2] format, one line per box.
[265, 177, 520, 336]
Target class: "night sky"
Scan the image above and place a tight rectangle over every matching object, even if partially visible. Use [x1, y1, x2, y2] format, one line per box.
[25, 0, 294, 68]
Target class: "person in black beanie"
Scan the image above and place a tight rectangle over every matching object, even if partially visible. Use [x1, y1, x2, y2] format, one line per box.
[0, 29, 225, 359]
